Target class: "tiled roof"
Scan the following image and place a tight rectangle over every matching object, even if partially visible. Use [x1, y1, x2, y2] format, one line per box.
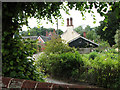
[69, 35, 99, 47]
[40, 35, 51, 42]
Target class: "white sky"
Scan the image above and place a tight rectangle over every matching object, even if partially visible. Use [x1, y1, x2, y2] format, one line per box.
[22, 7, 105, 32]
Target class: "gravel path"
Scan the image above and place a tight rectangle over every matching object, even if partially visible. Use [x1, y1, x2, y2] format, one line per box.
[45, 78, 74, 85]
[44, 77, 101, 88]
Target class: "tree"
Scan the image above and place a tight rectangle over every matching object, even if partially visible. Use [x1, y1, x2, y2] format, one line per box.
[2, 2, 64, 80]
[55, 29, 63, 35]
[86, 30, 97, 41]
[84, 25, 91, 32]
[74, 26, 84, 36]
[96, 10, 120, 46]
[74, 25, 100, 42]
[21, 27, 63, 36]
[44, 37, 75, 55]
[2, 2, 120, 80]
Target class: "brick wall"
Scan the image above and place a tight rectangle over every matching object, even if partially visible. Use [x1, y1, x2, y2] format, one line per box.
[1, 77, 105, 89]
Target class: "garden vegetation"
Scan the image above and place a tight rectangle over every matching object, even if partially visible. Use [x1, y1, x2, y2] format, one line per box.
[36, 37, 120, 89]
[2, 2, 119, 87]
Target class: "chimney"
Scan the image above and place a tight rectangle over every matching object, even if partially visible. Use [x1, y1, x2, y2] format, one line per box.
[83, 32, 86, 38]
[53, 29, 56, 33]
[70, 17, 73, 26]
[67, 18, 69, 26]
[46, 31, 48, 37]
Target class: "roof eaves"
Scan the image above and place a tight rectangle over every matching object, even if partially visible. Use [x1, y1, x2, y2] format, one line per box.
[69, 35, 99, 46]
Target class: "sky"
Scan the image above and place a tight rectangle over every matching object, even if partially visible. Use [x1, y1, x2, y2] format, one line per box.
[22, 6, 105, 32]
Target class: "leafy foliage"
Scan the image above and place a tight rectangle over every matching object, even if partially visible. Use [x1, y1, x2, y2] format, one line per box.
[96, 11, 120, 46]
[2, 2, 120, 81]
[23, 39, 38, 54]
[86, 30, 100, 42]
[82, 49, 119, 89]
[44, 37, 76, 55]
[21, 26, 63, 36]
[36, 29, 119, 89]
[2, 2, 64, 80]
[36, 37, 84, 80]
[37, 42, 119, 89]
[74, 25, 100, 43]
[89, 52, 98, 60]
[2, 36, 42, 81]
[96, 40, 110, 52]
[74, 26, 84, 36]
[36, 51, 84, 80]
[55, 29, 64, 35]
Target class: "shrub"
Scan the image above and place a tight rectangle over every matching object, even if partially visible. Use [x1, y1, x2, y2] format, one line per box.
[97, 40, 110, 52]
[36, 51, 84, 80]
[24, 39, 38, 54]
[89, 51, 98, 60]
[2, 37, 43, 81]
[82, 51, 119, 89]
[44, 37, 76, 55]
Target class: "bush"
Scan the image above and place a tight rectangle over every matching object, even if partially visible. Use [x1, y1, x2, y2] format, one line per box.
[44, 37, 76, 55]
[24, 39, 38, 54]
[2, 37, 43, 81]
[36, 51, 84, 80]
[89, 52, 98, 60]
[97, 40, 110, 52]
[82, 50, 119, 89]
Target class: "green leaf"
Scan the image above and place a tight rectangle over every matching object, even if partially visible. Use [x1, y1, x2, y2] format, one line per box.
[37, 25, 40, 28]
[102, 26, 107, 31]
[82, 18, 85, 20]
[109, 6, 112, 11]
[93, 15, 95, 17]
[91, 11, 94, 13]
[10, 71, 16, 77]
[93, 18, 96, 20]
[28, 33, 30, 35]
[93, 21, 96, 24]
[104, 19, 108, 23]
[27, 71, 31, 75]
[10, 61, 13, 65]
[16, 58, 19, 62]
[18, 66, 24, 71]
[88, 10, 91, 13]
[10, 67, 14, 69]
[81, 12, 84, 17]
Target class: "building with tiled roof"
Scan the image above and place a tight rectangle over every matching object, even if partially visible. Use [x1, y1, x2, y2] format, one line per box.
[61, 18, 99, 53]
[37, 29, 57, 51]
